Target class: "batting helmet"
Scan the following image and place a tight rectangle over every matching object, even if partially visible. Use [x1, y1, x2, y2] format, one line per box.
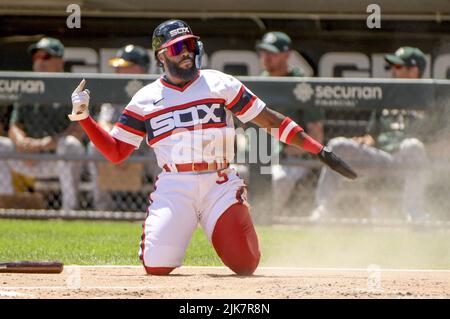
[152, 19, 203, 68]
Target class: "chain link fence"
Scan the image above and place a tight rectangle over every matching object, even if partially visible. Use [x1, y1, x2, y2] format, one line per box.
[1, 74, 450, 225]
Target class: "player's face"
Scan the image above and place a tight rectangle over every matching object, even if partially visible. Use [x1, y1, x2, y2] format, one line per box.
[259, 50, 290, 75]
[160, 40, 197, 82]
[391, 64, 420, 79]
[32, 50, 64, 72]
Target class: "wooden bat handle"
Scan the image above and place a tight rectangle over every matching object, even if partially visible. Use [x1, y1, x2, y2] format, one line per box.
[0, 261, 64, 274]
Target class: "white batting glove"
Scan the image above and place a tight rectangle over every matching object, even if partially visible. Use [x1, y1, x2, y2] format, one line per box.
[69, 79, 90, 121]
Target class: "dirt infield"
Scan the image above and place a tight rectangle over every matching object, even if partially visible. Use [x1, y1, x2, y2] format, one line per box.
[0, 266, 449, 299]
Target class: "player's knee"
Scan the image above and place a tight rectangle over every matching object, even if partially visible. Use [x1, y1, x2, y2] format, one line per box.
[230, 250, 260, 276]
[400, 138, 425, 153]
[0, 137, 14, 153]
[212, 203, 261, 276]
[144, 266, 175, 276]
[220, 242, 260, 276]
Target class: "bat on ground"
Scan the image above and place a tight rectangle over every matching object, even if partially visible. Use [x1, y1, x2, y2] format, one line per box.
[0, 261, 64, 274]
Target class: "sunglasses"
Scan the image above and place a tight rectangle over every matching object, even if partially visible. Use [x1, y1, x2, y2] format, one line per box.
[164, 39, 197, 57]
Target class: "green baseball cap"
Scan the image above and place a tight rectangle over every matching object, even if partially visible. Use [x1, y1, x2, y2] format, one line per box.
[256, 31, 292, 53]
[109, 45, 150, 68]
[28, 37, 64, 57]
[384, 46, 426, 71]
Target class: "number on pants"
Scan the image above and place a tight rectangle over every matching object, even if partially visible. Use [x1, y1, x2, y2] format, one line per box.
[216, 171, 229, 184]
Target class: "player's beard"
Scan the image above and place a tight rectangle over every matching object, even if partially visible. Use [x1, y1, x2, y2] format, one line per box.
[165, 56, 197, 82]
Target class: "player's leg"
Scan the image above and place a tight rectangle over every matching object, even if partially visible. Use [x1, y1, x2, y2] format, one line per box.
[7, 136, 84, 210]
[201, 169, 260, 275]
[7, 146, 64, 187]
[140, 197, 198, 275]
[56, 136, 85, 210]
[0, 137, 14, 194]
[139, 173, 198, 276]
[87, 141, 113, 210]
[271, 163, 308, 213]
[211, 202, 260, 275]
[5, 135, 83, 210]
[396, 138, 428, 220]
[314, 137, 393, 217]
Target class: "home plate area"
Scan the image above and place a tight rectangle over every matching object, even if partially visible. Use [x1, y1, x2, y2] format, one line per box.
[0, 265, 449, 299]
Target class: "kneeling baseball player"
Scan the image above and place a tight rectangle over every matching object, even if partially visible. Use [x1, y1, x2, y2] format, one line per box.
[69, 20, 357, 276]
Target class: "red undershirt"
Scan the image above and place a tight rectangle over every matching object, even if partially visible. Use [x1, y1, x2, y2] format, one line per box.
[79, 116, 135, 163]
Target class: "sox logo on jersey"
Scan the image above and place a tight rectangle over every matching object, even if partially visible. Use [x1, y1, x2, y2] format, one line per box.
[150, 102, 224, 137]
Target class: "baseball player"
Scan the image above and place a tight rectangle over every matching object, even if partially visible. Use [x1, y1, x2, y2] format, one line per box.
[69, 20, 356, 276]
[0, 37, 85, 210]
[313, 47, 428, 222]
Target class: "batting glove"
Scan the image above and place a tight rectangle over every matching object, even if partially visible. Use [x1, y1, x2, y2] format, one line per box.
[69, 79, 90, 121]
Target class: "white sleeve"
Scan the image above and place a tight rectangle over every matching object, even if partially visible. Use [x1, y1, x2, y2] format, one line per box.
[222, 74, 266, 123]
[109, 97, 147, 149]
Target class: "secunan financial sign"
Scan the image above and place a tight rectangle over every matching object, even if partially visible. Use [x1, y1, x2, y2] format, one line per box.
[293, 82, 383, 107]
[0, 80, 46, 94]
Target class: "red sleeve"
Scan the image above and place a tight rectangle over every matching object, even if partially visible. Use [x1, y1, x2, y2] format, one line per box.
[80, 116, 135, 164]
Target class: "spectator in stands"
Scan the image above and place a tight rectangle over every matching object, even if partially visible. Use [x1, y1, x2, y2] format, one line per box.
[88, 45, 160, 210]
[0, 104, 36, 193]
[0, 37, 85, 210]
[312, 46, 429, 222]
[256, 31, 325, 213]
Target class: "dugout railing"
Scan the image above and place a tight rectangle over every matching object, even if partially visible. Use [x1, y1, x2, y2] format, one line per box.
[1, 71, 450, 226]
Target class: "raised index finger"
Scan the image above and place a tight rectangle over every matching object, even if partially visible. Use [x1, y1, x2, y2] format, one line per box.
[73, 79, 86, 93]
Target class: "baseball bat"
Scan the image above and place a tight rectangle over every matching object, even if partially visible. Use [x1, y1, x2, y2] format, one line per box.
[0, 261, 64, 274]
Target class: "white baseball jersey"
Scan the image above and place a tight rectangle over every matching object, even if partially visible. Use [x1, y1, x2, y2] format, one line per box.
[110, 69, 266, 168]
